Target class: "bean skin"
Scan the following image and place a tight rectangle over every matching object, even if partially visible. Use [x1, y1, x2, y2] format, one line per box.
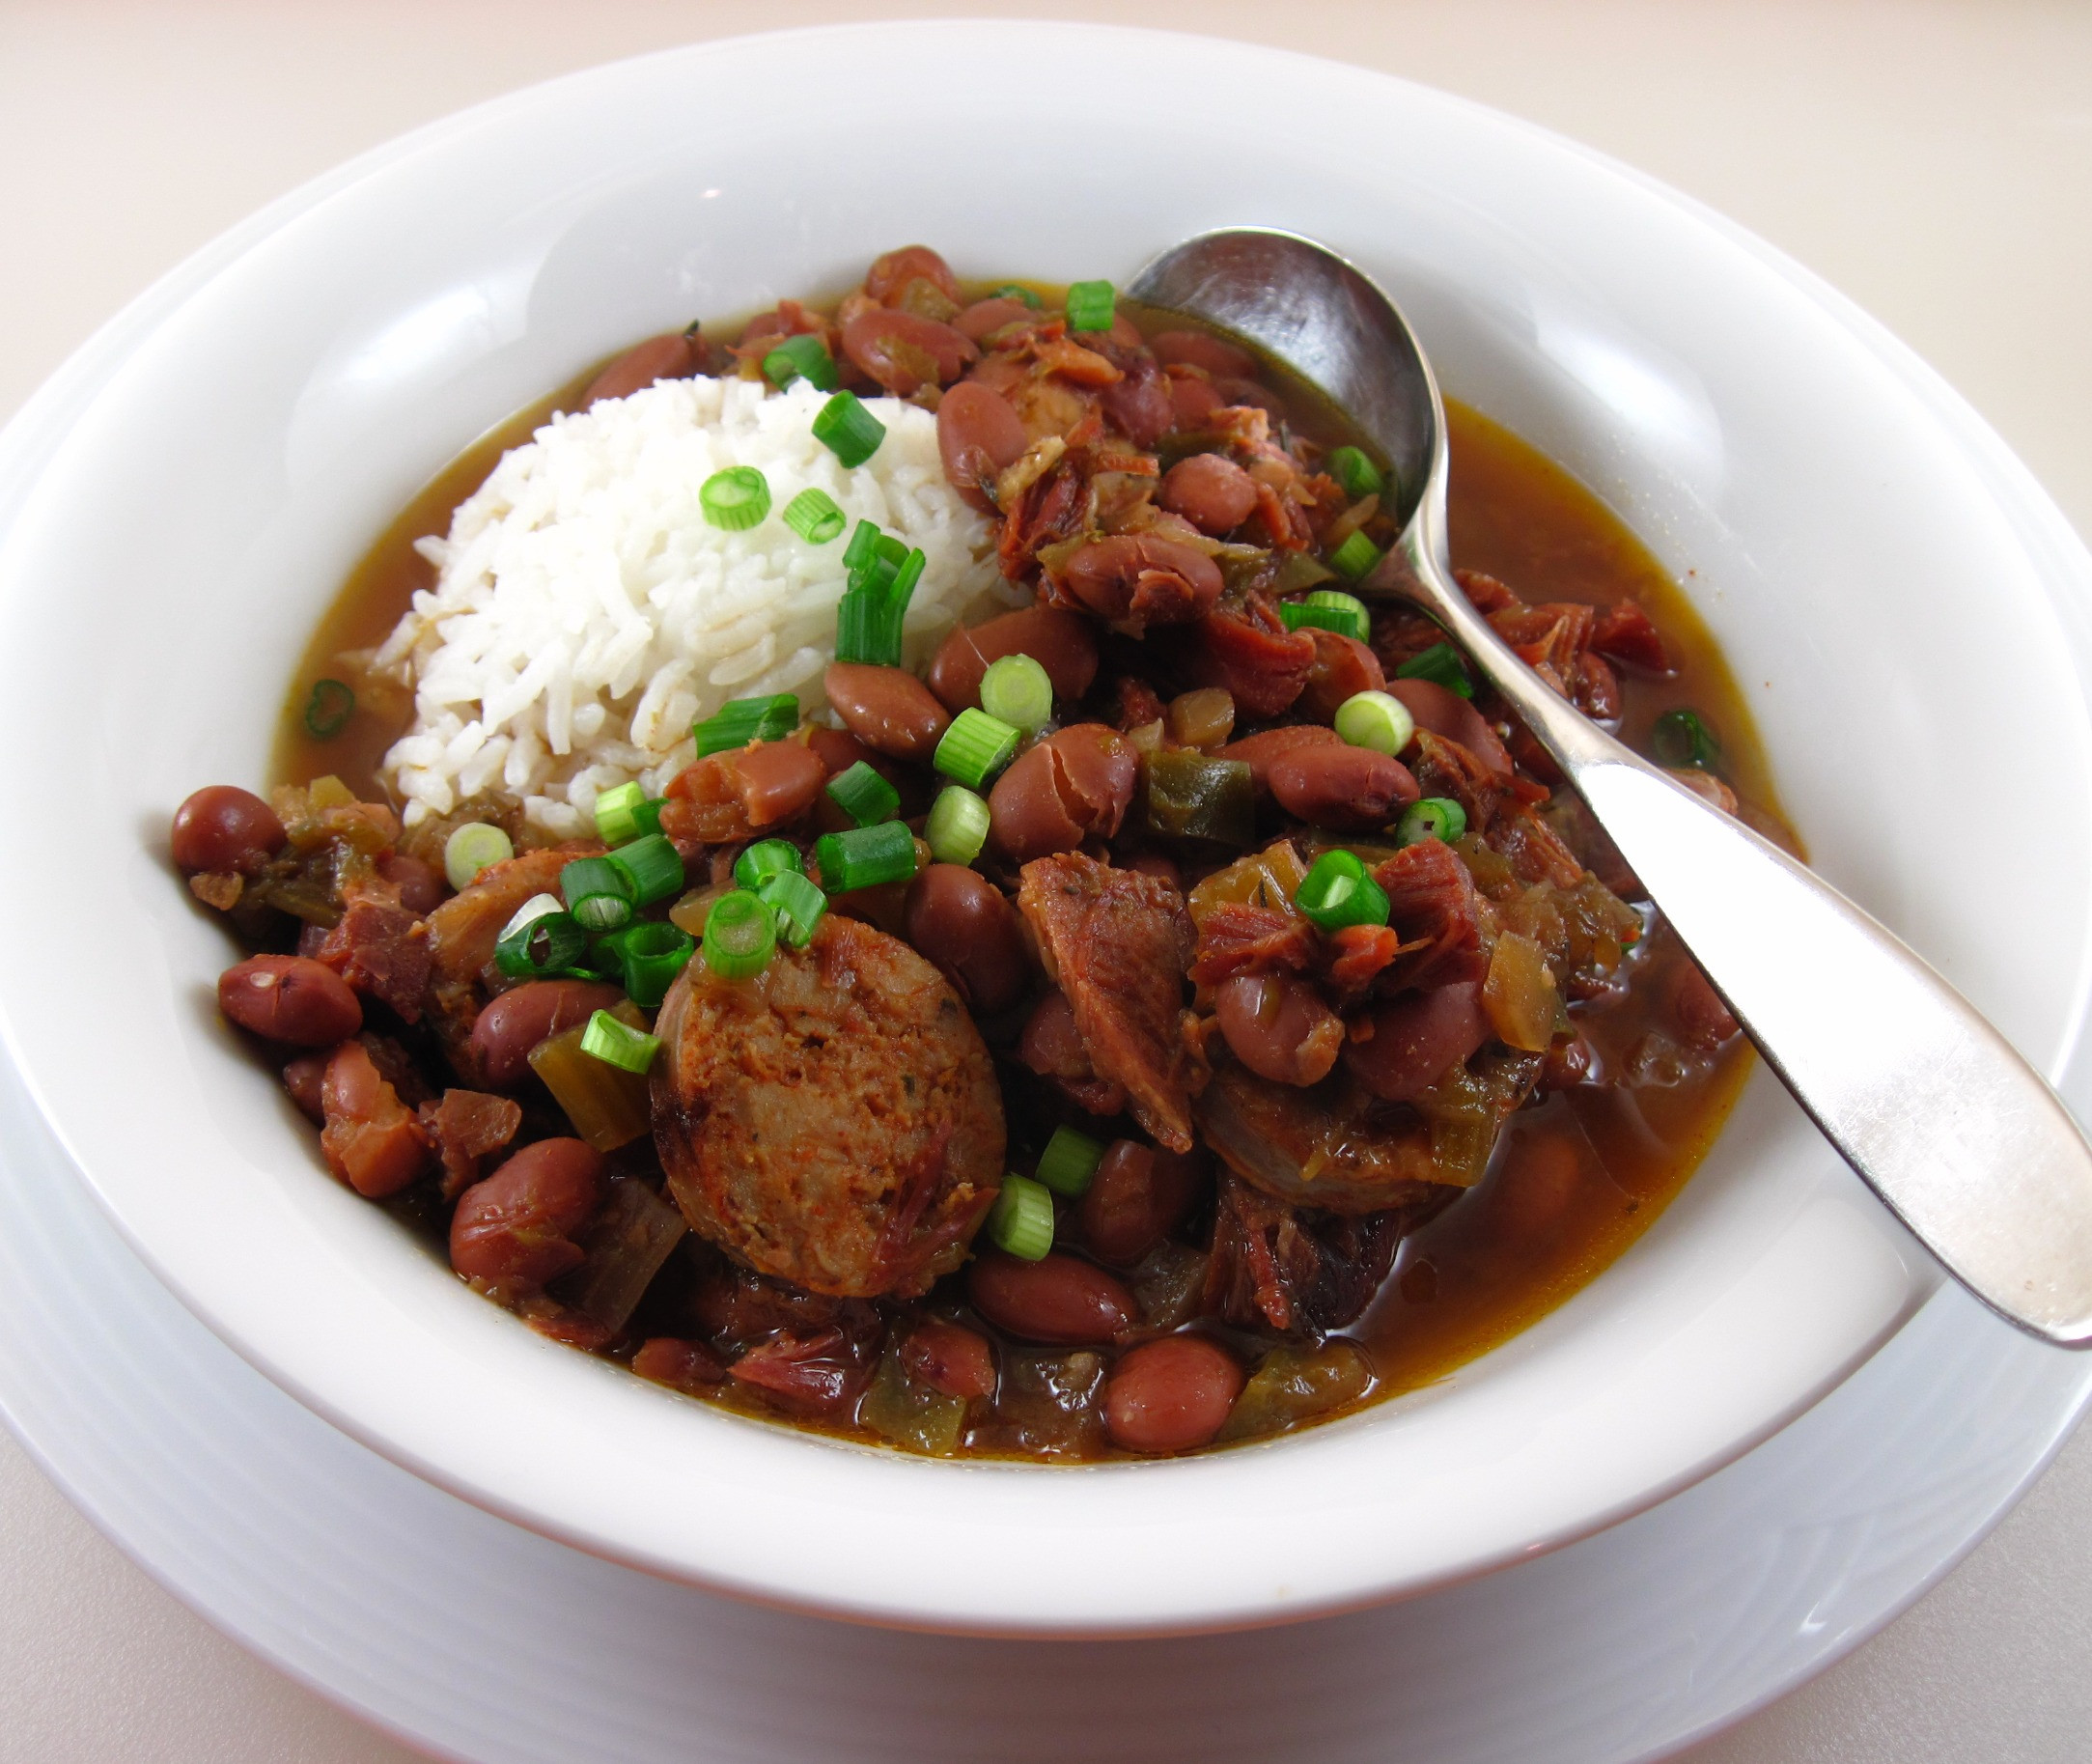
[841, 308, 976, 397]
[1217, 725, 1342, 797]
[1213, 973, 1344, 1087]
[449, 1137, 605, 1290]
[581, 331, 698, 407]
[1075, 1141, 1207, 1266]
[900, 1319, 998, 1400]
[1160, 454, 1259, 535]
[171, 785, 283, 876]
[865, 245, 961, 306]
[218, 956, 362, 1046]
[989, 723, 1138, 864]
[936, 381, 1030, 513]
[956, 297, 1037, 343]
[1385, 677, 1512, 774]
[903, 866, 1032, 1016]
[1297, 630, 1387, 725]
[1057, 535, 1223, 630]
[1268, 744, 1419, 830]
[927, 606, 1100, 713]
[966, 1250, 1137, 1345]
[823, 661, 950, 762]
[378, 852, 444, 915]
[1343, 982, 1489, 1102]
[468, 979, 627, 1088]
[1103, 1334, 1244, 1454]
[320, 1041, 430, 1198]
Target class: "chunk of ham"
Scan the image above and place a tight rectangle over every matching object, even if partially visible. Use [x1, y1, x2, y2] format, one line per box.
[319, 1039, 432, 1198]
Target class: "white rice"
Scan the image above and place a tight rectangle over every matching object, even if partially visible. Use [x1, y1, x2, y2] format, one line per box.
[374, 377, 1019, 838]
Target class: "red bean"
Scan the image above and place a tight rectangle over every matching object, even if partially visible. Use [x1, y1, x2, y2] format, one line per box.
[927, 607, 1100, 714]
[581, 331, 698, 407]
[1188, 599, 1316, 719]
[281, 1053, 328, 1124]
[1150, 330, 1257, 379]
[1213, 974, 1344, 1087]
[901, 1319, 997, 1399]
[171, 785, 283, 875]
[967, 1251, 1137, 1345]
[903, 865, 1032, 1015]
[865, 245, 961, 306]
[319, 1041, 430, 1198]
[468, 979, 626, 1089]
[1166, 372, 1224, 431]
[1268, 744, 1419, 830]
[1385, 678, 1512, 774]
[988, 723, 1138, 864]
[1103, 1334, 1244, 1454]
[218, 956, 362, 1046]
[1057, 535, 1222, 630]
[1344, 983, 1489, 1101]
[1100, 355, 1175, 448]
[823, 661, 950, 763]
[1297, 630, 1387, 725]
[936, 381, 1029, 513]
[955, 297, 1036, 343]
[1076, 1141, 1207, 1266]
[378, 852, 443, 915]
[1542, 1029, 1597, 1090]
[449, 1138, 605, 1290]
[1159, 454, 1259, 535]
[1217, 725, 1342, 797]
[1671, 962, 1740, 1049]
[840, 308, 977, 397]
[802, 723, 879, 779]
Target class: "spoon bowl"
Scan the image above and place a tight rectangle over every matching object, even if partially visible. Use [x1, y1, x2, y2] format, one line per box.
[1131, 226, 2092, 1347]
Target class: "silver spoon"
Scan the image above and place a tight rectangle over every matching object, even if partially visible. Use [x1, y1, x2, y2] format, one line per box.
[1130, 226, 2092, 1347]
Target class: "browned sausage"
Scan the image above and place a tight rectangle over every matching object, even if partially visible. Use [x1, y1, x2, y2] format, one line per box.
[1103, 1334, 1243, 1453]
[171, 785, 284, 876]
[903, 865, 1032, 1015]
[1267, 744, 1419, 830]
[1213, 973, 1344, 1086]
[218, 956, 362, 1047]
[927, 606, 1101, 714]
[1344, 983, 1490, 1101]
[450, 1138, 605, 1289]
[467, 979, 627, 1089]
[966, 1250, 1137, 1344]
[1159, 454, 1259, 535]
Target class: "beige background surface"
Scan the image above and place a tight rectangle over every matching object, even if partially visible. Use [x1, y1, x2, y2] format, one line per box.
[2, 3, 2088, 1758]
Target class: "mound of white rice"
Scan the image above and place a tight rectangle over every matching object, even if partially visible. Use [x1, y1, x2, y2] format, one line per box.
[375, 377, 1020, 839]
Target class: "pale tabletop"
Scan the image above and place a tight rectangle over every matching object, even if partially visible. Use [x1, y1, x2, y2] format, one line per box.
[2, 3, 2088, 1759]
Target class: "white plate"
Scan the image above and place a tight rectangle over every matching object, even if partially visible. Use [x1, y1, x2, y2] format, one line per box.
[0, 23, 2089, 1629]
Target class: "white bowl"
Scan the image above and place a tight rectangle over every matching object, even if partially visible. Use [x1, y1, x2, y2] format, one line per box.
[0, 22, 2086, 1635]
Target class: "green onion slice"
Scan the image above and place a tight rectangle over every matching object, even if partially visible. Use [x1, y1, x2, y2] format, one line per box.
[613, 920, 695, 1008]
[842, 518, 882, 573]
[979, 652, 1052, 736]
[924, 785, 991, 866]
[593, 781, 648, 847]
[1333, 689, 1416, 757]
[733, 838, 803, 891]
[1294, 848, 1393, 933]
[1394, 641, 1474, 699]
[1652, 707, 1723, 771]
[812, 391, 886, 468]
[495, 903, 591, 979]
[302, 678, 355, 740]
[605, 831, 684, 907]
[757, 869, 826, 948]
[560, 855, 635, 933]
[814, 821, 918, 894]
[1395, 797, 1468, 848]
[933, 707, 1021, 789]
[700, 465, 771, 531]
[1329, 529, 1383, 583]
[991, 283, 1043, 309]
[1033, 1127, 1105, 1199]
[1327, 445, 1386, 500]
[762, 333, 840, 393]
[579, 1008, 662, 1075]
[826, 760, 901, 827]
[693, 693, 799, 755]
[442, 821, 514, 891]
[782, 486, 847, 545]
[1064, 279, 1115, 333]
[699, 888, 777, 980]
[1278, 590, 1371, 644]
[987, 1174, 1055, 1261]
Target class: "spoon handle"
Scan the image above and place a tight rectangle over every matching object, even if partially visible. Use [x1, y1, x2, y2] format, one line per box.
[1387, 522, 2092, 1346]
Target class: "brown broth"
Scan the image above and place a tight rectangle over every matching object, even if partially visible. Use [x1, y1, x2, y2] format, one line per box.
[266, 335, 1789, 1455]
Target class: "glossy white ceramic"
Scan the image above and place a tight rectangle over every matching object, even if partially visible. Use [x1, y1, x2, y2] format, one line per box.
[0, 22, 2086, 1630]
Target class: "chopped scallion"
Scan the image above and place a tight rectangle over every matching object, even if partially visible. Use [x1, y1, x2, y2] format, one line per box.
[693, 693, 799, 755]
[825, 760, 901, 827]
[611, 920, 695, 1008]
[842, 518, 881, 573]
[1278, 590, 1371, 644]
[579, 1009, 661, 1075]
[1327, 445, 1386, 500]
[1395, 641, 1474, 699]
[1294, 848, 1392, 933]
[699, 889, 777, 980]
[782, 486, 846, 545]
[933, 706, 1021, 789]
[924, 785, 990, 865]
[442, 821, 513, 891]
[605, 831, 683, 907]
[991, 283, 1043, 309]
[560, 855, 635, 933]
[1033, 1127, 1105, 1199]
[733, 838, 802, 891]
[1652, 707, 1723, 771]
[762, 333, 839, 393]
[494, 905, 591, 979]
[1395, 797, 1467, 847]
[814, 821, 918, 893]
[1333, 689, 1416, 757]
[1329, 529, 1383, 582]
[303, 679, 355, 740]
[1064, 279, 1115, 333]
[700, 465, 771, 531]
[987, 1174, 1055, 1261]
[812, 390, 886, 468]
[978, 652, 1052, 735]
[592, 781, 653, 847]
[757, 869, 826, 948]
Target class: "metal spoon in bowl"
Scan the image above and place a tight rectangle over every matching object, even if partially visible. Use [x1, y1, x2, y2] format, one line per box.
[1129, 226, 2092, 1347]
